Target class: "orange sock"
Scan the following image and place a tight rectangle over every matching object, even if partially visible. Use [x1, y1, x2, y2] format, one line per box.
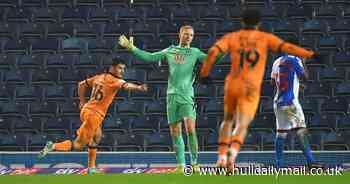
[88, 147, 97, 168]
[229, 136, 243, 163]
[218, 137, 230, 156]
[53, 140, 72, 151]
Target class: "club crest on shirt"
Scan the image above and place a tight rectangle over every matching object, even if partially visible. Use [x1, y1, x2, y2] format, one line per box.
[174, 53, 185, 64]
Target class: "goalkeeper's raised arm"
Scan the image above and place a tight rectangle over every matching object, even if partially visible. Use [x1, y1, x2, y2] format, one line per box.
[118, 35, 167, 62]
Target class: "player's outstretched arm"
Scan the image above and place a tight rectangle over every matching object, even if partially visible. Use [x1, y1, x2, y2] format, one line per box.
[118, 35, 166, 63]
[123, 83, 148, 92]
[200, 46, 221, 77]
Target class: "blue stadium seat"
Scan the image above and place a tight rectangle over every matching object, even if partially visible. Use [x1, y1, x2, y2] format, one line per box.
[145, 101, 166, 115]
[273, 21, 299, 37]
[241, 133, 261, 151]
[215, 84, 224, 97]
[171, 6, 195, 23]
[102, 0, 128, 7]
[31, 69, 59, 85]
[0, 23, 16, 39]
[196, 115, 218, 134]
[336, 115, 350, 131]
[301, 20, 327, 36]
[46, 54, 74, 69]
[117, 100, 144, 115]
[47, 0, 73, 7]
[99, 133, 118, 151]
[335, 82, 350, 97]
[215, 21, 241, 38]
[194, 84, 216, 100]
[241, 0, 268, 6]
[43, 117, 69, 134]
[0, 0, 17, 8]
[315, 6, 339, 22]
[0, 101, 29, 118]
[3, 70, 30, 85]
[75, 0, 100, 8]
[318, 36, 340, 51]
[299, 0, 324, 7]
[259, 98, 274, 113]
[333, 52, 350, 67]
[88, 8, 113, 23]
[210, 66, 229, 82]
[319, 67, 346, 82]
[130, 115, 160, 134]
[199, 5, 227, 22]
[158, 0, 184, 7]
[251, 113, 275, 129]
[203, 132, 218, 151]
[74, 23, 103, 39]
[144, 7, 169, 24]
[31, 39, 59, 54]
[299, 98, 318, 115]
[19, 23, 45, 39]
[0, 85, 14, 102]
[28, 133, 48, 151]
[29, 101, 57, 118]
[144, 132, 172, 151]
[103, 22, 130, 38]
[17, 55, 44, 69]
[158, 22, 180, 36]
[61, 7, 89, 24]
[0, 134, 22, 151]
[304, 82, 332, 99]
[74, 54, 100, 69]
[203, 99, 224, 115]
[261, 132, 276, 151]
[321, 98, 348, 114]
[123, 68, 146, 82]
[327, 0, 350, 6]
[14, 86, 43, 102]
[309, 114, 337, 131]
[323, 132, 349, 150]
[329, 20, 350, 37]
[286, 6, 313, 22]
[4, 40, 28, 54]
[33, 8, 59, 24]
[146, 67, 168, 82]
[130, 85, 156, 100]
[6, 8, 32, 23]
[45, 85, 66, 102]
[131, 22, 157, 40]
[213, 0, 237, 6]
[46, 23, 74, 39]
[115, 133, 143, 151]
[102, 114, 129, 133]
[13, 117, 41, 134]
[58, 100, 79, 117]
[117, 7, 144, 23]
[87, 38, 111, 54]
[261, 81, 274, 99]
[62, 37, 87, 54]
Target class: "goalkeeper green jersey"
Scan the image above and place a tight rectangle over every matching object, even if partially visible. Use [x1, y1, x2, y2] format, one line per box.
[131, 45, 222, 104]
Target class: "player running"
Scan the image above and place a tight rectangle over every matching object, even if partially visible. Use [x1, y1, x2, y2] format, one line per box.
[271, 36, 318, 169]
[200, 9, 318, 170]
[118, 25, 224, 172]
[38, 59, 148, 174]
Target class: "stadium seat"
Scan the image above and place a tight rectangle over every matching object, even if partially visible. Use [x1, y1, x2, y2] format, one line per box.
[315, 6, 339, 22]
[117, 100, 144, 115]
[0, 85, 14, 102]
[334, 82, 350, 96]
[286, 6, 313, 22]
[318, 36, 340, 51]
[115, 133, 143, 151]
[210, 66, 229, 82]
[28, 133, 48, 151]
[14, 86, 43, 102]
[259, 98, 274, 113]
[74, 54, 100, 69]
[304, 82, 332, 99]
[131, 22, 157, 40]
[0, 134, 22, 151]
[29, 101, 57, 119]
[333, 52, 350, 67]
[329, 20, 350, 37]
[31, 39, 59, 54]
[46, 54, 74, 69]
[194, 84, 216, 100]
[319, 67, 346, 82]
[19, 23, 45, 40]
[99, 133, 118, 151]
[321, 98, 349, 114]
[6, 8, 32, 23]
[203, 99, 224, 115]
[299, 98, 318, 115]
[117, 7, 144, 23]
[43, 117, 69, 135]
[130, 115, 160, 134]
[251, 113, 275, 130]
[47, 0, 73, 7]
[204, 132, 218, 151]
[31, 69, 59, 85]
[241, 133, 261, 151]
[196, 115, 218, 134]
[337, 115, 350, 131]
[144, 132, 172, 151]
[144, 7, 169, 24]
[273, 21, 299, 37]
[58, 100, 79, 117]
[0, 101, 28, 119]
[4, 40, 29, 54]
[299, 0, 324, 7]
[46, 23, 74, 39]
[44, 85, 66, 102]
[323, 132, 349, 150]
[17, 55, 44, 69]
[61, 7, 89, 24]
[309, 114, 338, 131]
[12, 117, 41, 134]
[146, 67, 168, 83]
[33, 8, 59, 24]
[215, 20, 241, 38]
[102, 0, 129, 8]
[145, 101, 166, 115]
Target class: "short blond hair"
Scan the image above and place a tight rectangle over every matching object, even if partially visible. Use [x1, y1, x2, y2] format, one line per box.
[179, 25, 194, 34]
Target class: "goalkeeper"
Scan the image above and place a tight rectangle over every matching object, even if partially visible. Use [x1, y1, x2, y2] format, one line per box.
[118, 25, 224, 172]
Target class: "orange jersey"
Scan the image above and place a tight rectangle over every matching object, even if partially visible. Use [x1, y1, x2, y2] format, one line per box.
[83, 73, 126, 117]
[214, 30, 314, 90]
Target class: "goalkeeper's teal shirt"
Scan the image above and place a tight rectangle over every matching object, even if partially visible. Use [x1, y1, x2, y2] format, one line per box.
[131, 45, 218, 104]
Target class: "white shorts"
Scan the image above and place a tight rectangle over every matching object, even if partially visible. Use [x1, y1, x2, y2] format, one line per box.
[273, 103, 306, 131]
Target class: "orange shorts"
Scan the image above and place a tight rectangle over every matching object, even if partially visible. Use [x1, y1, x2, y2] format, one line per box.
[224, 77, 261, 119]
[77, 107, 104, 145]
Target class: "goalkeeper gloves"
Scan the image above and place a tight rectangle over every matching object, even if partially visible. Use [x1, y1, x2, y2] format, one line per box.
[118, 35, 135, 51]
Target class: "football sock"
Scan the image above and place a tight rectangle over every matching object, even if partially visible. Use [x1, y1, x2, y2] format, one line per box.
[296, 128, 315, 164]
[172, 134, 186, 167]
[88, 146, 97, 168]
[53, 140, 72, 151]
[187, 131, 198, 165]
[275, 132, 288, 168]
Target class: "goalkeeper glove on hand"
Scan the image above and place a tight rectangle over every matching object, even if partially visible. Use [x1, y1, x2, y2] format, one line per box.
[118, 35, 135, 50]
